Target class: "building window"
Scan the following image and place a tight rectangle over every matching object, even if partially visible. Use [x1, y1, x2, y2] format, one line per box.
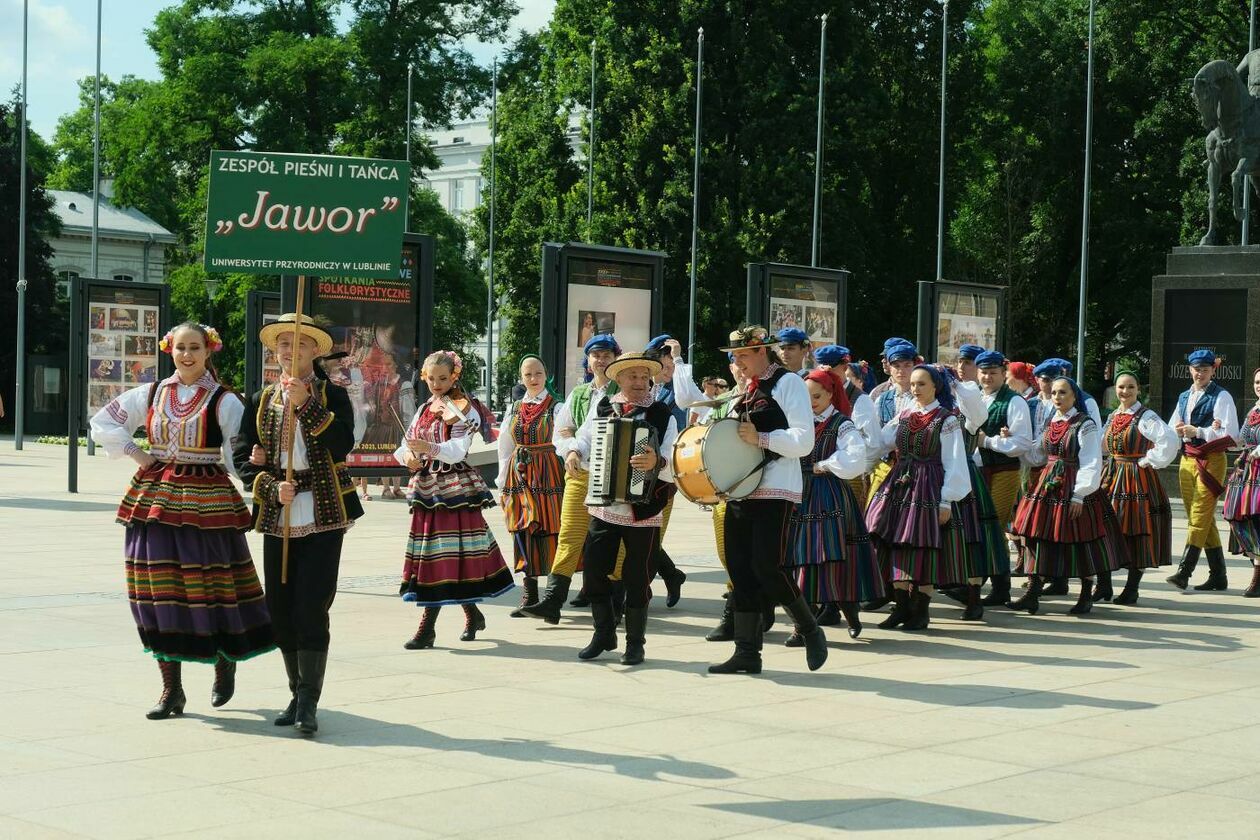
[452, 179, 465, 212]
[58, 270, 80, 283]
[113, 273, 135, 282]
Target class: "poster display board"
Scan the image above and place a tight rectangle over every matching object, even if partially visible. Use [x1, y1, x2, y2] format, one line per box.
[746, 263, 848, 347]
[922, 281, 1007, 365]
[539, 243, 665, 395]
[85, 286, 164, 420]
[244, 290, 282, 397]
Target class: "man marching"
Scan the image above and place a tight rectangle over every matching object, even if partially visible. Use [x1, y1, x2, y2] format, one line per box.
[777, 327, 813, 377]
[235, 313, 363, 736]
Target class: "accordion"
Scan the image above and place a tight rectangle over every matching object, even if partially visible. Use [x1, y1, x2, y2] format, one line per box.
[585, 417, 660, 506]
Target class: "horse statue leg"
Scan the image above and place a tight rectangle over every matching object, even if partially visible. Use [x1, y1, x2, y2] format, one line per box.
[1233, 156, 1252, 222]
[1202, 135, 1224, 245]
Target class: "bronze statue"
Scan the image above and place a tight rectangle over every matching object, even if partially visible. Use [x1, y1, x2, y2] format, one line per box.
[1193, 59, 1260, 245]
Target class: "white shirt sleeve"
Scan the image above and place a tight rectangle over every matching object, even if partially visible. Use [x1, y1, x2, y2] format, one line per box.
[1085, 395, 1102, 429]
[496, 402, 516, 488]
[1137, 409, 1177, 470]
[763, 374, 814, 459]
[850, 393, 878, 445]
[573, 405, 597, 461]
[1203, 390, 1241, 443]
[1072, 419, 1103, 502]
[870, 413, 900, 459]
[940, 415, 971, 507]
[217, 391, 245, 477]
[657, 417, 679, 483]
[89, 385, 152, 459]
[816, 422, 867, 479]
[393, 408, 422, 466]
[430, 418, 477, 464]
[671, 361, 708, 409]
[552, 391, 578, 458]
[982, 393, 1033, 457]
[955, 381, 987, 433]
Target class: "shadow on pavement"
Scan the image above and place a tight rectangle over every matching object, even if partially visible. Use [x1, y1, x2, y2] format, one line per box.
[704, 797, 1043, 831]
[0, 496, 120, 513]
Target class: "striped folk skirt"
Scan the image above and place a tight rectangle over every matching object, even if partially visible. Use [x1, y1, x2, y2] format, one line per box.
[1225, 454, 1260, 556]
[957, 461, 1011, 579]
[124, 522, 274, 664]
[787, 473, 884, 603]
[401, 468, 514, 606]
[1012, 460, 1127, 578]
[1102, 458, 1173, 569]
[500, 446, 565, 577]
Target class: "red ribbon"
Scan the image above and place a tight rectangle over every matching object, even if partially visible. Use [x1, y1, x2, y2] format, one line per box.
[1185, 437, 1234, 498]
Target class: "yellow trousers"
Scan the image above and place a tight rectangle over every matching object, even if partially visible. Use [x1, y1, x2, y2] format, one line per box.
[1179, 453, 1227, 549]
[712, 501, 732, 590]
[985, 468, 1022, 532]
[867, 460, 893, 506]
[552, 469, 592, 578]
[847, 476, 869, 514]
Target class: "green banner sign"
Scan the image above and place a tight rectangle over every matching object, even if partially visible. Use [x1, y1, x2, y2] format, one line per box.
[204, 150, 410, 278]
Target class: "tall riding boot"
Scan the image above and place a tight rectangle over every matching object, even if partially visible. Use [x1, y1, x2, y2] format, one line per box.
[1044, 576, 1069, 596]
[862, 592, 892, 612]
[520, 573, 571, 624]
[570, 587, 591, 608]
[1092, 572, 1114, 602]
[961, 584, 984, 621]
[1068, 578, 1094, 615]
[621, 606, 648, 665]
[1008, 575, 1043, 614]
[815, 603, 842, 626]
[784, 596, 828, 671]
[510, 577, 539, 618]
[903, 589, 932, 631]
[274, 651, 300, 726]
[611, 583, 626, 626]
[706, 598, 735, 642]
[146, 659, 186, 720]
[1113, 567, 1144, 605]
[210, 654, 236, 708]
[760, 590, 776, 633]
[578, 597, 618, 660]
[460, 603, 486, 641]
[1243, 562, 1260, 598]
[294, 650, 327, 735]
[878, 588, 912, 629]
[981, 574, 1012, 607]
[404, 606, 440, 650]
[1166, 545, 1201, 590]
[1195, 547, 1229, 591]
[708, 612, 763, 674]
[839, 602, 863, 639]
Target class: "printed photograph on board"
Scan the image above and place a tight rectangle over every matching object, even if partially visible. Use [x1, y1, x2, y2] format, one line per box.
[575, 310, 616, 347]
[109, 308, 139, 330]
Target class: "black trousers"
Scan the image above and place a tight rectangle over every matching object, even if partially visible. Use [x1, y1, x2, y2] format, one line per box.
[263, 530, 344, 652]
[724, 498, 800, 612]
[581, 516, 659, 609]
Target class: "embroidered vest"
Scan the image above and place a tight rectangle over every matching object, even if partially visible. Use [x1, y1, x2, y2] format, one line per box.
[1176, 382, 1222, 446]
[979, 385, 1019, 468]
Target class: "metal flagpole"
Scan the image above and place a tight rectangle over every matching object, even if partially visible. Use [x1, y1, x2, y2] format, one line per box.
[811, 14, 828, 267]
[405, 63, 413, 167]
[1245, 0, 1257, 245]
[87, 0, 102, 457]
[485, 59, 498, 406]
[687, 28, 704, 359]
[1076, 0, 1096, 376]
[587, 40, 596, 238]
[15, 0, 29, 450]
[935, 0, 949, 283]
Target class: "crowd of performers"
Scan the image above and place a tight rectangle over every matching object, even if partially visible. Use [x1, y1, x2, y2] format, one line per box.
[90, 314, 1260, 732]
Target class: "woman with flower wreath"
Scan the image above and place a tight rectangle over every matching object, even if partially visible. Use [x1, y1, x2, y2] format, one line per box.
[90, 322, 273, 720]
[395, 350, 514, 648]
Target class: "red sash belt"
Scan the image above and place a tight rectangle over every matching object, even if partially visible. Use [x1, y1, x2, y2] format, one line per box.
[1185, 437, 1234, 498]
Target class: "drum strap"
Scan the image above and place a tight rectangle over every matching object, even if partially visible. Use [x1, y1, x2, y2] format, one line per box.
[716, 451, 774, 500]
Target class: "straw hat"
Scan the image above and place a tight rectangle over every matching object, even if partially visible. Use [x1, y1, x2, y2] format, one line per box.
[259, 313, 334, 356]
[605, 351, 663, 381]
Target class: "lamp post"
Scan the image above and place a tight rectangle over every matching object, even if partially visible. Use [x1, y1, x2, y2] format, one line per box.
[935, 0, 949, 283]
[1076, 0, 1096, 376]
[810, 14, 828, 267]
[687, 28, 704, 359]
[485, 59, 498, 407]
[15, 0, 29, 450]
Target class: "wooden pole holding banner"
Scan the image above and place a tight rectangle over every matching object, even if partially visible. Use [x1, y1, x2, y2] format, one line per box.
[281, 275, 307, 584]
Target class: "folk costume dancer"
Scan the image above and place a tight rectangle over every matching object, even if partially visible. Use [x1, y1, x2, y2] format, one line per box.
[236, 313, 362, 735]
[955, 343, 986, 385]
[1166, 349, 1240, 592]
[864, 365, 972, 631]
[777, 327, 813, 377]
[1224, 368, 1260, 597]
[815, 343, 878, 512]
[396, 351, 514, 647]
[868, 337, 914, 404]
[497, 355, 566, 617]
[708, 326, 827, 675]
[1009, 377, 1126, 616]
[1097, 371, 1177, 604]
[973, 351, 1033, 607]
[569, 352, 678, 666]
[642, 335, 693, 607]
[91, 322, 272, 720]
[784, 368, 884, 644]
[521, 335, 620, 624]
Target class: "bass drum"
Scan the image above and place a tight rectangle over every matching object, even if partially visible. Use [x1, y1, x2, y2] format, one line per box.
[672, 418, 765, 505]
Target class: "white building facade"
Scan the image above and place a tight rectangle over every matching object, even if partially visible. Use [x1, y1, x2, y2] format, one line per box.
[47, 187, 178, 285]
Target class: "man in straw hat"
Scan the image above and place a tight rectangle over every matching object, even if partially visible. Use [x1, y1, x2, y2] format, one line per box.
[235, 313, 363, 735]
[568, 350, 678, 666]
[708, 325, 828, 674]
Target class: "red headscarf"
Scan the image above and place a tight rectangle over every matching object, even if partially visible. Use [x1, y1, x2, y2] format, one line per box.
[1008, 361, 1034, 387]
[805, 368, 851, 416]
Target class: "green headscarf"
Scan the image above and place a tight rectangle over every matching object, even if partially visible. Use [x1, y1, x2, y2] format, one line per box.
[518, 354, 562, 402]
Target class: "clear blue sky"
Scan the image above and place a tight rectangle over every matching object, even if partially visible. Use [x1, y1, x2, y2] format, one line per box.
[0, 0, 555, 144]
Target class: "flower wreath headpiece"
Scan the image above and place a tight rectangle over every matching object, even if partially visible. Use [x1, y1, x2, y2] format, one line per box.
[159, 324, 224, 353]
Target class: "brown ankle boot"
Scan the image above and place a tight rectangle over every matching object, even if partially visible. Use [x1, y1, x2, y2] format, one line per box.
[460, 603, 486, 641]
[147, 660, 186, 720]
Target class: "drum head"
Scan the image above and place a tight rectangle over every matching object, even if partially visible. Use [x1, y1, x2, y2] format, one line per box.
[702, 419, 764, 499]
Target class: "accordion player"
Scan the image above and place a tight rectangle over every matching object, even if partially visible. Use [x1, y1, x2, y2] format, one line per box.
[584, 417, 660, 506]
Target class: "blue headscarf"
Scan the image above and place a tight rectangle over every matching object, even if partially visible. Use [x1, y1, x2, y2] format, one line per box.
[581, 334, 621, 382]
[1050, 375, 1090, 417]
[857, 360, 877, 393]
[913, 363, 956, 411]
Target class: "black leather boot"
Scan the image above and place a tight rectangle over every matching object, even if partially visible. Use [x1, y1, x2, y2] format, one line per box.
[815, 603, 842, 626]
[294, 650, 327, 735]
[902, 590, 932, 631]
[862, 593, 892, 612]
[519, 573, 571, 624]
[878, 588, 912, 629]
[961, 584, 984, 621]
[1068, 578, 1094, 615]
[460, 603, 486, 641]
[1195, 547, 1228, 591]
[661, 567, 687, 608]
[274, 651, 300, 726]
[1113, 567, 1143, 605]
[840, 602, 862, 639]
[981, 574, 1012, 607]
[578, 596, 618, 660]
[404, 606, 440, 649]
[1245, 562, 1260, 598]
[510, 577, 539, 618]
[621, 606, 648, 665]
[1044, 577, 1069, 596]
[1092, 572, 1114, 602]
[706, 598, 734, 642]
[146, 659, 186, 720]
[570, 587, 591, 608]
[760, 591, 776, 633]
[1167, 546, 1201, 590]
[1008, 575, 1043, 614]
[940, 586, 967, 605]
[708, 612, 763, 674]
[210, 654, 236, 708]
[784, 596, 828, 671]
[611, 583, 626, 626]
